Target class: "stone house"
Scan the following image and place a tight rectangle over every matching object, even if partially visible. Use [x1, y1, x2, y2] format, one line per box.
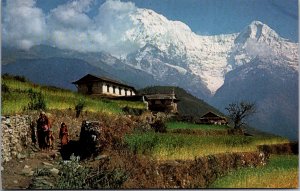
[199, 111, 228, 125]
[143, 93, 179, 113]
[72, 74, 136, 97]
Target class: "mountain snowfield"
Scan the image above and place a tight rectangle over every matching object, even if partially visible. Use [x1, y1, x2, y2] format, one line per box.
[119, 8, 298, 94]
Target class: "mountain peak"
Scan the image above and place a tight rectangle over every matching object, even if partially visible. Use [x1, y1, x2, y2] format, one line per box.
[235, 20, 279, 44]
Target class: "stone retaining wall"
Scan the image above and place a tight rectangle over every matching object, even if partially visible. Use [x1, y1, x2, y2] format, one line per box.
[1, 115, 33, 162]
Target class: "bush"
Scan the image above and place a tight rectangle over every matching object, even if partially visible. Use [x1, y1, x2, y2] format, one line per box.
[56, 155, 90, 189]
[14, 75, 27, 82]
[56, 154, 127, 189]
[151, 119, 167, 133]
[1, 83, 10, 93]
[27, 89, 47, 111]
[75, 99, 86, 118]
[85, 157, 128, 189]
[122, 106, 145, 116]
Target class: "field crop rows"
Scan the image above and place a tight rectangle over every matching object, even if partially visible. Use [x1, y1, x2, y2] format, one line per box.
[210, 155, 298, 188]
[125, 125, 289, 160]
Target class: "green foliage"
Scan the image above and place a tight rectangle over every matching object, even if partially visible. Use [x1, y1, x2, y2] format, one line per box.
[1, 82, 10, 93]
[56, 155, 90, 189]
[210, 155, 298, 188]
[167, 121, 229, 130]
[27, 88, 47, 111]
[56, 154, 127, 189]
[124, 132, 289, 160]
[2, 73, 27, 82]
[75, 99, 86, 118]
[125, 132, 159, 154]
[223, 136, 253, 146]
[122, 106, 146, 115]
[34, 168, 51, 176]
[151, 119, 167, 133]
[85, 158, 128, 189]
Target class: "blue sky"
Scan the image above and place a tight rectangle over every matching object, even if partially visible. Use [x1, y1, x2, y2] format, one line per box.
[34, 0, 298, 42]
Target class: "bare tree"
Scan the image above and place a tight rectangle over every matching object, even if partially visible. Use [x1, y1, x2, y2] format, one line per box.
[225, 101, 256, 129]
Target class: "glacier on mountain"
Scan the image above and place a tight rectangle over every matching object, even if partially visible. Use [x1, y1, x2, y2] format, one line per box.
[118, 8, 298, 95]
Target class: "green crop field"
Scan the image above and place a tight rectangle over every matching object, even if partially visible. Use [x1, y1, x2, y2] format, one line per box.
[1, 75, 145, 115]
[124, 132, 289, 160]
[210, 155, 298, 188]
[167, 121, 229, 130]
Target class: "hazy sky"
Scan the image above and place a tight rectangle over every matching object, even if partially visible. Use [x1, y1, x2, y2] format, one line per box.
[2, 0, 298, 54]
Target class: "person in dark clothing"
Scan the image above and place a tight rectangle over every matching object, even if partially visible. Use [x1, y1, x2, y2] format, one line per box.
[36, 111, 51, 151]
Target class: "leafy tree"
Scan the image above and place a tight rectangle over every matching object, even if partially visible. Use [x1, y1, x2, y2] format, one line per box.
[225, 101, 256, 129]
[27, 89, 47, 111]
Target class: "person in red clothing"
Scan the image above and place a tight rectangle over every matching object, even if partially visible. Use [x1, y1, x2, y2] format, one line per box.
[59, 122, 69, 147]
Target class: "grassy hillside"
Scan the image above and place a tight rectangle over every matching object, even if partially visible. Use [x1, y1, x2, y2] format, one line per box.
[139, 86, 223, 117]
[210, 155, 298, 188]
[1, 74, 145, 115]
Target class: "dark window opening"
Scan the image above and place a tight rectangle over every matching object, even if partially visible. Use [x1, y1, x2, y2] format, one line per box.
[87, 84, 93, 94]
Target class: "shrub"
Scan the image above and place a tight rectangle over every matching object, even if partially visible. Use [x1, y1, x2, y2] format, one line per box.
[1, 83, 10, 93]
[56, 154, 128, 189]
[85, 158, 128, 189]
[151, 119, 167, 133]
[122, 106, 145, 115]
[75, 99, 86, 118]
[56, 155, 90, 189]
[14, 75, 27, 82]
[27, 89, 47, 111]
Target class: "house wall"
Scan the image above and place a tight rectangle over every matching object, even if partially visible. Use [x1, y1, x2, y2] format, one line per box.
[77, 81, 135, 97]
[78, 84, 88, 94]
[92, 82, 103, 94]
[101, 83, 135, 97]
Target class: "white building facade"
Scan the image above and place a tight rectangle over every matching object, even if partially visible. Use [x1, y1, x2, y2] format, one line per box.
[73, 74, 136, 97]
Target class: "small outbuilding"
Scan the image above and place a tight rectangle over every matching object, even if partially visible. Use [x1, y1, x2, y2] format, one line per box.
[200, 111, 228, 125]
[143, 93, 179, 113]
[72, 74, 136, 97]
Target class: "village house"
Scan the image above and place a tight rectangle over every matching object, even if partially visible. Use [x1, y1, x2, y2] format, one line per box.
[143, 93, 179, 114]
[199, 111, 228, 125]
[72, 74, 136, 97]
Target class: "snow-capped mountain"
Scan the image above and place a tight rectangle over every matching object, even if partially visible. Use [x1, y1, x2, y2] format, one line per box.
[121, 9, 298, 95]
[2, 7, 298, 139]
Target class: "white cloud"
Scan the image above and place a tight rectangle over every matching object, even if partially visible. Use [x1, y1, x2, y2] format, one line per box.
[2, 0, 141, 56]
[2, 0, 47, 50]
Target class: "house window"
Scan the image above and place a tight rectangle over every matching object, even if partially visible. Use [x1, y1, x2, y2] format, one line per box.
[113, 86, 116, 94]
[119, 88, 122, 95]
[107, 85, 109, 93]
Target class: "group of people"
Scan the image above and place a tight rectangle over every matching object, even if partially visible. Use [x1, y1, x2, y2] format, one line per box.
[32, 112, 69, 151]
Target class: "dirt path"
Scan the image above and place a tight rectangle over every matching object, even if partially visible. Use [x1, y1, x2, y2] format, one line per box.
[2, 144, 61, 189]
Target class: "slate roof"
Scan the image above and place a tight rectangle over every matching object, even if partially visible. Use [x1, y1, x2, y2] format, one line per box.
[201, 111, 226, 119]
[144, 94, 179, 101]
[72, 74, 136, 90]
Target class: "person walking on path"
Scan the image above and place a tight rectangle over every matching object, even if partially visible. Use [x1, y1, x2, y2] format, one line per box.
[36, 111, 51, 150]
[59, 122, 69, 147]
